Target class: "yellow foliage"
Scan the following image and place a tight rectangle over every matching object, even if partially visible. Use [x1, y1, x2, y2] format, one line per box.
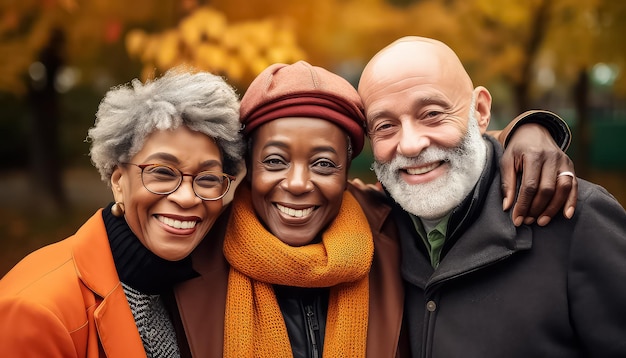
[125, 29, 147, 58]
[266, 45, 303, 65]
[155, 30, 180, 69]
[246, 20, 275, 50]
[273, 28, 297, 47]
[225, 56, 245, 82]
[179, 7, 227, 47]
[125, 5, 308, 88]
[473, 0, 536, 27]
[237, 41, 259, 63]
[220, 27, 241, 51]
[179, 16, 203, 48]
[195, 44, 229, 71]
[194, 7, 228, 40]
[338, 0, 406, 33]
[250, 58, 271, 78]
[140, 37, 160, 64]
[1, 0, 623, 103]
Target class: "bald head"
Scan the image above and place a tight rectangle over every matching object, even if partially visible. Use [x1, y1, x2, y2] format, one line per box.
[356, 35, 493, 164]
[358, 36, 474, 107]
[359, 37, 492, 220]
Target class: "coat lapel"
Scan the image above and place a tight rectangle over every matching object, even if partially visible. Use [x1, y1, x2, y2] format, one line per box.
[71, 210, 146, 357]
[347, 183, 406, 357]
[94, 284, 146, 356]
[367, 220, 405, 357]
[175, 209, 231, 358]
[398, 138, 535, 289]
[431, 162, 534, 285]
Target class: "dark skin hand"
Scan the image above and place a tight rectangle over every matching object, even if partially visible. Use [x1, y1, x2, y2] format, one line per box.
[351, 124, 578, 227]
[500, 123, 577, 226]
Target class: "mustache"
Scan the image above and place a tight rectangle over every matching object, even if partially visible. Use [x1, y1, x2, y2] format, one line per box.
[378, 147, 451, 171]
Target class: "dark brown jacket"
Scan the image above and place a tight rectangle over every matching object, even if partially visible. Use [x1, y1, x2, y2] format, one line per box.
[174, 184, 407, 357]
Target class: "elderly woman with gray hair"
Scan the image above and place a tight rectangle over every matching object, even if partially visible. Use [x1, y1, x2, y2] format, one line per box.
[0, 68, 244, 357]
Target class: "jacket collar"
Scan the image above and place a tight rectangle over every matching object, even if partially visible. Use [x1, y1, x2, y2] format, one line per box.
[346, 183, 406, 357]
[71, 210, 146, 356]
[72, 210, 120, 297]
[347, 182, 393, 234]
[175, 208, 232, 358]
[395, 136, 533, 289]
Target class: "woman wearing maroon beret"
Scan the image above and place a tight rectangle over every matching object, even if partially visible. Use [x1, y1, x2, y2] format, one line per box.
[174, 61, 576, 357]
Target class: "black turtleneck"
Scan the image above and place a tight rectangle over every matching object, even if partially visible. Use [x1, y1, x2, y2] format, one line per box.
[102, 203, 199, 295]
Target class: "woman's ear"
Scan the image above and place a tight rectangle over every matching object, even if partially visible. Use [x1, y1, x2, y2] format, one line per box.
[110, 167, 124, 203]
[472, 86, 492, 133]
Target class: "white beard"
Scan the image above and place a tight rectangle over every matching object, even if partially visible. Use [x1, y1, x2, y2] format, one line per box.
[373, 111, 487, 220]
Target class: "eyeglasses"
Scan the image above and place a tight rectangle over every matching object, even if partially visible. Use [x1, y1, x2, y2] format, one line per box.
[122, 163, 236, 201]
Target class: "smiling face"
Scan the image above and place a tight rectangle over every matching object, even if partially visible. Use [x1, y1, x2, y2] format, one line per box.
[372, 106, 488, 219]
[110, 126, 225, 261]
[249, 117, 349, 246]
[359, 37, 493, 219]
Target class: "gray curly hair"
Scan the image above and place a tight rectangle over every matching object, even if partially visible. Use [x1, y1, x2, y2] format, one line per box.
[87, 67, 244, 184]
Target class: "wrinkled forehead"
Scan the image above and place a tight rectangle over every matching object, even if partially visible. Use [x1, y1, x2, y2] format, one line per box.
[358, 39, 472, 105]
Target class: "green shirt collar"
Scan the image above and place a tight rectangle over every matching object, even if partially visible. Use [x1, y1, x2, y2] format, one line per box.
[410, 213, 450, 268]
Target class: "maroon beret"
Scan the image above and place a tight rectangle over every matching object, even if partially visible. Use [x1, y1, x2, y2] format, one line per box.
[239, 61, 366, 158]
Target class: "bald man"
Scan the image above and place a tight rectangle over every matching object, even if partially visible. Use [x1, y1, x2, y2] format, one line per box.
[357, 36, 626, 357]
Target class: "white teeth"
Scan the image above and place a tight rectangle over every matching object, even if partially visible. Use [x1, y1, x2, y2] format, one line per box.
[158, 216, 197, 229]
[276, 204, 314, 218]
[406, 162, 440, 175]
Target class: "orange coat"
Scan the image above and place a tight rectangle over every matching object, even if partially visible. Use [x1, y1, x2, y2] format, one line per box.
[0, 210, 147, 357]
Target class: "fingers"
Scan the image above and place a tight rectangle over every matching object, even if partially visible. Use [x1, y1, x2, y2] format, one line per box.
[534, 172, 575, 225]
[500, 121, 577, 227]
[534, 159, 577, 225]
[349, 178, 367, 190]
[511, 154, 548, 226]
[563, 174, 578, 219]
[514, 155, 578, 227]
[500, 149, 518, 212]
[524, 157, 560, 225]
[349, 178, 385, 195]
[534, 171, 569, 226]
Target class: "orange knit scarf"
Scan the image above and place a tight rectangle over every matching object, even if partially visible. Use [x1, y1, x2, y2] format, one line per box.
[223, 185, 374, 358]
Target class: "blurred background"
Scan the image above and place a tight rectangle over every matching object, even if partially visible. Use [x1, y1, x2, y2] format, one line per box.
[1, 0, 625, 275]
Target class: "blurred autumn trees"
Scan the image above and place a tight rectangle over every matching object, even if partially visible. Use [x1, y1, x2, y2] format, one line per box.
[1, 0, 625, 212]
[3, 0, 624, 98]
[125, 7, 306, 87]
[6, 0, 624, 93]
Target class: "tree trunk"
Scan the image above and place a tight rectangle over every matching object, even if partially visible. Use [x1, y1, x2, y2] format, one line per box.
[513, 0, 550, 114]
[27, 28, 67, 215]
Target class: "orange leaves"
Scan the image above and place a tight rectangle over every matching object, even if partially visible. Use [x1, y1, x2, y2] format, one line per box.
[179, 7, 227, 48]
[154, 30, 180, 69]
[1, 0, 623, 99]
[125, 6, 307, 88]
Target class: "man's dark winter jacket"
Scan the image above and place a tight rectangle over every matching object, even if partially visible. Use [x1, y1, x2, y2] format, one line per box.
[396, 136, 626, 358]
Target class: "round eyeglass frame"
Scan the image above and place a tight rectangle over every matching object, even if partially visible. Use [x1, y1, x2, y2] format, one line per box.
[121, 163, 236, 201]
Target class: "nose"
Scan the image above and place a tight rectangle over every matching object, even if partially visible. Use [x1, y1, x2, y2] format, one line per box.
[281, 164, 315, 195]
[168, 177, 202, 207]
[397, 119, 430, 158]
